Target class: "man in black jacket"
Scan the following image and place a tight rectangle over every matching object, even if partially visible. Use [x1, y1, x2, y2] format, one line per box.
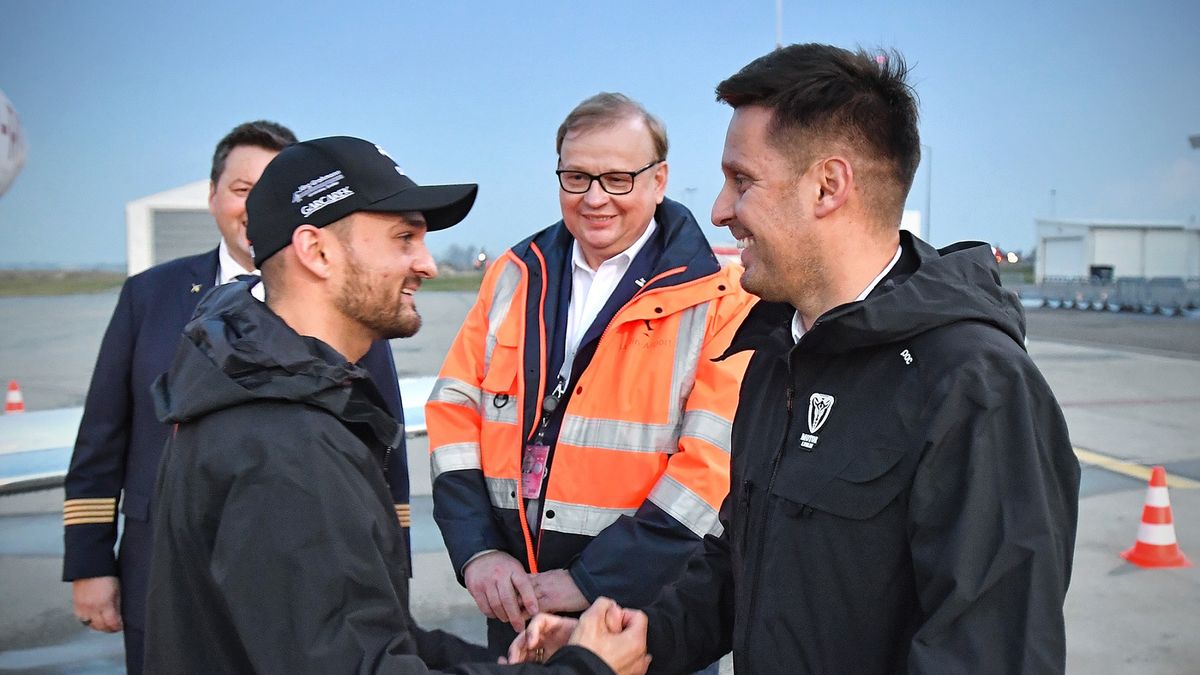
[63, 120, 409, 675]
[145, 136, 649, 674]
[515, 44, 1079, 674]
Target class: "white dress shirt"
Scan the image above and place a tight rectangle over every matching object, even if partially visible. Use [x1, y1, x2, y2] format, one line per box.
[565, 218, 658, 360]
[217, 239, 264, 302]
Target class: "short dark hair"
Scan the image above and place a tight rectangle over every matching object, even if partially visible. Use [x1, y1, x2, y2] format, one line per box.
[556, 92, 669, 161]
[210, 120, 297, 184]
[716, 44, 920, 223]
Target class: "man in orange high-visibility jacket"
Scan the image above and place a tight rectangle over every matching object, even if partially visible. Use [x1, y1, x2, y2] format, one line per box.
[427, 93, 755, 656]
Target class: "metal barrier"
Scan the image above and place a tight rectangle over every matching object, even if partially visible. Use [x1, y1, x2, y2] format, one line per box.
[1016, 277, 1199, 315]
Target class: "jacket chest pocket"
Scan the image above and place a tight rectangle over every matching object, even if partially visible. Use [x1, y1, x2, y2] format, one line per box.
[481, 323, 520, 399]
[773, 444, 909, 521]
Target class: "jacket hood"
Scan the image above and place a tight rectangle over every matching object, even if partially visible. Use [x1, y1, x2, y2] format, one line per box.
[730, 232, 1027, 356]
[153, 280, 401, 447]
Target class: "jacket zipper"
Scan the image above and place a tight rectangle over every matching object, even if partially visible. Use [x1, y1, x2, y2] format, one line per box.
[744, 380, 794, 654]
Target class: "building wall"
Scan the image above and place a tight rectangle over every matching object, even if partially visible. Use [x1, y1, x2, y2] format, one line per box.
[1092, 229, 1142, 277]
[1035, 219, 1200, 281]
[125, 180, 211, 275]
[1144, 230, 1194, 277]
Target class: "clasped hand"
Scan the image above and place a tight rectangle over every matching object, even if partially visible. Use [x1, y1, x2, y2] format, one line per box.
[463, 554, 588, 631]
[506, 597, 650, 675]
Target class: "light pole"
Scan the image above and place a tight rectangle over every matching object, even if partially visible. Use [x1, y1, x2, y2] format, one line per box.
[921, 143, 932, 244]
[776, 0, 783, 48]
[682, 186, 697, 214]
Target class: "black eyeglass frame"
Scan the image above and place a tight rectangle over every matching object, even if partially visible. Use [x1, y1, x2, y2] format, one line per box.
[555, 159, 664, 195]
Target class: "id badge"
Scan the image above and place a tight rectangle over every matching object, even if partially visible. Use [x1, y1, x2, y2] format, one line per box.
[522, 444, 550, 500]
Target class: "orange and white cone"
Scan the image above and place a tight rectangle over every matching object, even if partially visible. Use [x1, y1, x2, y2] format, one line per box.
[1121, 466, 1191, 568]
[4, 380, 25, 414]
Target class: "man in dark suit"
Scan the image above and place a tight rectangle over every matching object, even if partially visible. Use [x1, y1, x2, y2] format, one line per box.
[62, 120, 409, 674]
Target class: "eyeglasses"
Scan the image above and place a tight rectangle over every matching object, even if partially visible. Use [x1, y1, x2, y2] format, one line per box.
[556, 160, 663, 195]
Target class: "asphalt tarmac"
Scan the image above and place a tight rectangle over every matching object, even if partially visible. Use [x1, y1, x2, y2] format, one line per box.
[1, 295, 1198, 673]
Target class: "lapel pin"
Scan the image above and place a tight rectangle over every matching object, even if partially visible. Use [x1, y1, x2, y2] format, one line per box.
[190, 283, 202, 294]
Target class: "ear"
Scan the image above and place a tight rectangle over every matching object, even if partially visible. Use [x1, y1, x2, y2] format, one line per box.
[652, 161, 669, 205]
[207, 180, 217, 215]
[812, 156, 852, 219]
[289, 225, 337, 279]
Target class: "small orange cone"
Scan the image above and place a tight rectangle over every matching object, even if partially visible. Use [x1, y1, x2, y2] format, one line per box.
[5, 380, 25, 414]
[1121, 466, 1191, 568]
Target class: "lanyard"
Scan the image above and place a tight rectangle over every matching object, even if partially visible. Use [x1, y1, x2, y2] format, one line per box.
[533, 347, 575, 446]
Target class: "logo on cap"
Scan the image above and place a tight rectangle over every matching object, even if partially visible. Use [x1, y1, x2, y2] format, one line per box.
[300, 187, 355, 217]
[292, 170, 346, 204]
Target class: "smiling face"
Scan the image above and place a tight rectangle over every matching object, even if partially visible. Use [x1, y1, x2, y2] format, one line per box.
[209, 144, 280, 271]
[332, 210, 437, 340]
[557, 116, 667, 269]
[712, 105, 829, 308]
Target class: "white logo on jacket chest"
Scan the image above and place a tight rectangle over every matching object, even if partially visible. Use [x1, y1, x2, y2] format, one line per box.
[801, 393, 835, 449]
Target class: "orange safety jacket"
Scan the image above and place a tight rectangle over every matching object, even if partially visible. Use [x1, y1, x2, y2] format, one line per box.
[426, 199, 754, 610]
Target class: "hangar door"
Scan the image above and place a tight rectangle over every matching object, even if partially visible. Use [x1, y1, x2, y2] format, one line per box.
[1043, 237, 1084, 278]
[1092, 229, 1143, 277]
[1144, 231, 1191, 277]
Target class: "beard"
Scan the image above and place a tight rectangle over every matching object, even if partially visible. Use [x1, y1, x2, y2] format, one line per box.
[739, 233, 826, 311]
[335, 255, 422, 340]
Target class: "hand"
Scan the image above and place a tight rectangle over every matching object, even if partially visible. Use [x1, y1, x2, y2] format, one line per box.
[532, 569, 588, 613]
[569, 597, 651, 675]
[507, 613, 578, 664]
[72, 576, 123, 633]
[463, 551, 538, 632]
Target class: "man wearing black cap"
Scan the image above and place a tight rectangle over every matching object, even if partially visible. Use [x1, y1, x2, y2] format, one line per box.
[142, 136, 649, 674]
[62, 121, 409, 675]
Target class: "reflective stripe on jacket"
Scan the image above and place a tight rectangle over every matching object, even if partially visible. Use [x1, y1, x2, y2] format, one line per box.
[426, 198, 755, 607]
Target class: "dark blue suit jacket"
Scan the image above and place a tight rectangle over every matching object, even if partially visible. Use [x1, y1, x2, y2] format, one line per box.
[63, 249, 409, 633]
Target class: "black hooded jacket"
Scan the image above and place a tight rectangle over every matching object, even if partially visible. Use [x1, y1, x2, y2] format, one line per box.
[643, 233, 1080, 674]
[144, 280, 612, 674]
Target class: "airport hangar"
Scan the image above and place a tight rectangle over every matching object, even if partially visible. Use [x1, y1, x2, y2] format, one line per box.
[125, 180, 212, 275]
[1035, 218, 1200, 283]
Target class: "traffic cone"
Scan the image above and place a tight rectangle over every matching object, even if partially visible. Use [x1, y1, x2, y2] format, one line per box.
[1121, 466, 1191, 568]
[5, 380, 25, 414]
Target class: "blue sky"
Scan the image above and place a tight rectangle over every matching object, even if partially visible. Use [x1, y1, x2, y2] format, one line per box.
[1, 0, 1197, 266]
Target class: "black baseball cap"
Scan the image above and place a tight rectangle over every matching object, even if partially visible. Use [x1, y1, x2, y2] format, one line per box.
[246, 136, 478, 266]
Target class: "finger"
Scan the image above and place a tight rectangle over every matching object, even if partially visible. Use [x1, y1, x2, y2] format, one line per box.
[73, 598, 90, 616]
[623, 610, 649, 638]
[525, 617, 544, 650]
[586, 596, 614, 617]
[510, 571, 540, 617]
[620, 607, 640, 629]
[91, 613, 117, 633]
[499, 577, 527, 632]
[507, 632, 528, 664]
[468, 586, 496, 619]
[604, 602, 624, 633]
[485, 583, 511, 625]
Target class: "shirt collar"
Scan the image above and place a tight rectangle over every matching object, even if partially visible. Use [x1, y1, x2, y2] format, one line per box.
[571, 217, 658, 274]
[792, 243, 903, 343]
[217, 238, 259, 286]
